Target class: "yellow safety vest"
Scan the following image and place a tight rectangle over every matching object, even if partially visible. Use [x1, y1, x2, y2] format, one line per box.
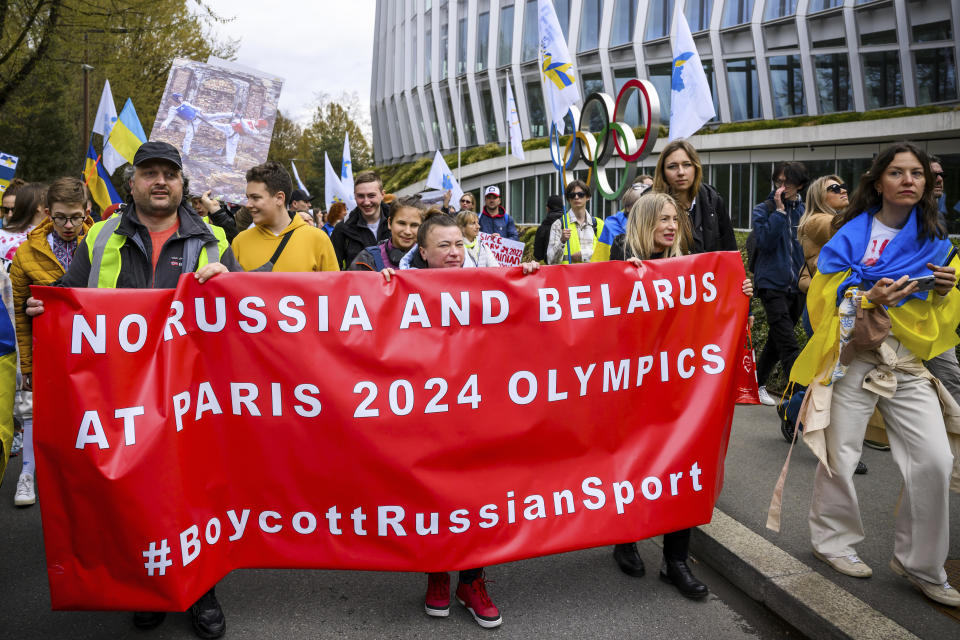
[85, 215, 228, 288]
[560, 215, 604, 264]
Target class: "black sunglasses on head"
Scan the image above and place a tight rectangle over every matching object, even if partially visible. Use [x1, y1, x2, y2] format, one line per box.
[825, 183, 848, 194]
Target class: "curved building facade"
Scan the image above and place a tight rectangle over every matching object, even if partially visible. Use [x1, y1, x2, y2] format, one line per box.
[371, 0, 960, 226]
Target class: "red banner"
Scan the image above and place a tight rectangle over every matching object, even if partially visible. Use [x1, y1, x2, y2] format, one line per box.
[33, 252, 748, 611]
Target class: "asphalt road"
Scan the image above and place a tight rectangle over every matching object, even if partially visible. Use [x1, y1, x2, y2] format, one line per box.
[0, 445, 797, 639]
[721, 404, 960, 639]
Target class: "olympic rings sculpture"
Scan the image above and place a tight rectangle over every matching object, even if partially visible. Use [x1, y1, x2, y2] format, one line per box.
[548, 78, 662, 201]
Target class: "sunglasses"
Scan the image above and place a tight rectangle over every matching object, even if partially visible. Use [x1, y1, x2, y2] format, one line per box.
[825, 183, 848, 194]
[568, 192, 587, 199]
[0, 206, 11, 215]
[933, 171, 945, 178]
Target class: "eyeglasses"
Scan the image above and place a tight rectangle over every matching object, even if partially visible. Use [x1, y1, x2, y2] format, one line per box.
[825, 183, 848, 194]
[0, 206, 12, 215]
[568, 192, 587, 199]
[52, 215, 85, 227]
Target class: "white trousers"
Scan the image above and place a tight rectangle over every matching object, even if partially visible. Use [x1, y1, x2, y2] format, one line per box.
[809, 344, 953, 584]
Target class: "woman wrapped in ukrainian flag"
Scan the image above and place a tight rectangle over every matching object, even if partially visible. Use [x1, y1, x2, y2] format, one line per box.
[790, 141, 960, 607]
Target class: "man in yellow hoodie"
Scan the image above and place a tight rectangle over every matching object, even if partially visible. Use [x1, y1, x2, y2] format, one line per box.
[231, 162, 339, 272]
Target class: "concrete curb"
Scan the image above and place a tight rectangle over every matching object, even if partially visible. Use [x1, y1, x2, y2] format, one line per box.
[689, 508, 920, 640]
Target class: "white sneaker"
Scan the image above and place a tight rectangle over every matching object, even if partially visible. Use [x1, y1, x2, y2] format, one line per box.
[14, 472, 35, 506]
[890, 557, 960, 607]
[814, 550, 873, 578]
[757, 386, 776, 406]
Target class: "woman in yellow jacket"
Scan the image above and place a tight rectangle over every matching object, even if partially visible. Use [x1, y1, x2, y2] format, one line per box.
[8, 178, 93, 507]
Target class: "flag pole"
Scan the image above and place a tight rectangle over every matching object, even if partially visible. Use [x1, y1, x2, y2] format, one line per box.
[457, 76, 463, 182]
[504, 71, 510, 211]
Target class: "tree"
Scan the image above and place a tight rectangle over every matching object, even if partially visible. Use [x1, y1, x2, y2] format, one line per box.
[300, 92, 374, 206]
[0, 0, 236, 180]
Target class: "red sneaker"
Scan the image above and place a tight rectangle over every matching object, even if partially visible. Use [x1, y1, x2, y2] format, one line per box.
[424, 572, 450, 617]
[455, 573, 502, 628]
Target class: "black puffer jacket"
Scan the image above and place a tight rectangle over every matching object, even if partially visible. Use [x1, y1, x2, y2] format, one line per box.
[331, 203, 391, 269]
[689, 183, 737, 254]
[59, 204, 240, 288]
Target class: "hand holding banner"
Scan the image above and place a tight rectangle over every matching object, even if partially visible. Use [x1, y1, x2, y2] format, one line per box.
[34, 253, 748, 611]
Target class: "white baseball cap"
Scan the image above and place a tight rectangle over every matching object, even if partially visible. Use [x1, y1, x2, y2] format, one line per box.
[484, 186, 500, 197]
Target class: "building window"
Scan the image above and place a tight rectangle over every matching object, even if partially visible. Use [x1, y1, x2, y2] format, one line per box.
[613, 68, 641, 127]
[411, 16, 418, 84]
[522, 0, 538, 62]
[480, 82, 499, 143]
[701, 59, 720, 120]
[915, 48, 958, 104]
[726, 58, 760, 120]
[440, 5, 449, 78]
[555, 0, 571, 40]
[647, 63, 673, 119]
[460, 83, 478, 146]
[477, 10, 490, 71]
[457, 2, 468, 75]
[813, 53, 851, 113]
[912, 20, 952, 43]
[425, 11, 433, 83]
[578, 0, 603, 52]
[808, 0, 842, 12]
[412, 91, 427, 149]
[861, 51, 903, 108]
[497, 4, 514, 67]
[722, 0, 754, 28]
[764, 0, 797, 20]
[581, 72, 606, 130]
[425, 91, 441, 146]
[526, 80, 546, 138]
[443, 88, 457, 146]
[610, 0, 635, 46]
[685, 0, 713, 33]
[768, 55, 805, 117]
[645, 0, 674, 41]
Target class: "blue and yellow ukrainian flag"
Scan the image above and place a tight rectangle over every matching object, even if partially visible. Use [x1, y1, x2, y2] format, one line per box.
[83, 144, 122, 212]
[104, 98, 147, 166]
[0, 272, 18, 481]
[0, 152, 19, 195]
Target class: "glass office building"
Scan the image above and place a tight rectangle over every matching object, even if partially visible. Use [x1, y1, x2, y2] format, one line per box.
[371, 0, 960, 226]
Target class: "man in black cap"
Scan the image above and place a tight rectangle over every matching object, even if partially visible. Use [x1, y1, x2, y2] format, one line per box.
[288, 188, 317, 226]
[25, 140, 237, 638]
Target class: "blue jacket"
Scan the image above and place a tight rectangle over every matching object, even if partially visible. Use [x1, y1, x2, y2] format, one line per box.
[479, 206, 519, 240]
[751, 192, 804, 292]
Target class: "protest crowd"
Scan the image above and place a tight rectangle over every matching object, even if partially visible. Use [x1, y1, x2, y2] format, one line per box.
[2, 1, 959, 636]
[0, 130, 958, 638]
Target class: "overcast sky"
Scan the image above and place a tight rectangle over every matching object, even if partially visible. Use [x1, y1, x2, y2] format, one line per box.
[202, 0, 376, 128]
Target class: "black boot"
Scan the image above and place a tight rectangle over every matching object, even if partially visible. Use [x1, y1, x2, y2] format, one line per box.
[660, 558, 709, 599]
[132, 611, 166, 629]
[612, 543, 645, 577]
[189, 587, 226, 639]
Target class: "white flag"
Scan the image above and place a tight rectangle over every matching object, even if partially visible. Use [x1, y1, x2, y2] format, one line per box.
[341, 133, 355, 194]
[505, 76, 525, 160]
[325, 152, 356, 212]
[425, 151, 464, 207]
[669, 14, 716, 141]
[291, 161, 310, 197]
[93, 80, 125, 173]
[537, 0, 580, 133]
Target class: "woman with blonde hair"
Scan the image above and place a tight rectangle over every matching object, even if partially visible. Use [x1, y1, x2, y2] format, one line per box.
[456, 211, 499, 267]
[608, 191, 752, 599]
[798, 175, 848, 294]
[652, 139, 736, 253]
